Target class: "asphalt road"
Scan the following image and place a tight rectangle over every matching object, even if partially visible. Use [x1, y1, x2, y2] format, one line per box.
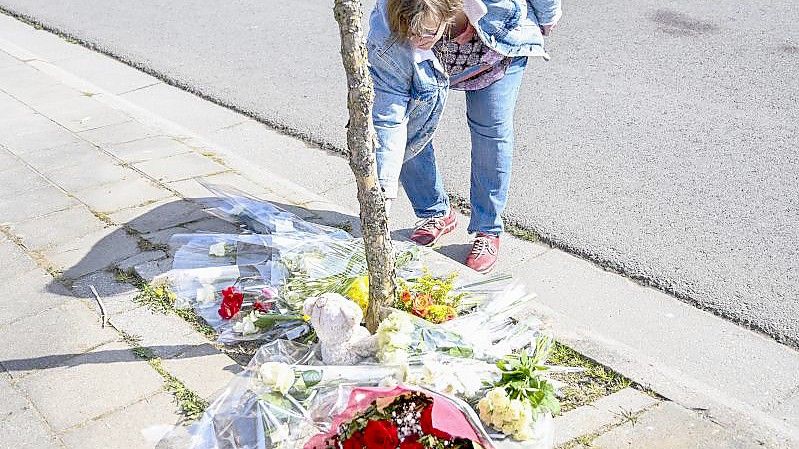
[2, 1, 797, 346]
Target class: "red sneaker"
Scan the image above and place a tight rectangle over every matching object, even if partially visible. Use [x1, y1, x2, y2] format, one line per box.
[409, 209, 457, 246]
[465, 233, 500, 273]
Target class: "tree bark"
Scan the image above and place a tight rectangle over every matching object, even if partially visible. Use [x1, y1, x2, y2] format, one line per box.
[333, 0, 396, 332]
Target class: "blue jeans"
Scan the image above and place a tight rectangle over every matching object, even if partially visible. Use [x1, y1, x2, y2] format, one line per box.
[401, 56, 528, 235]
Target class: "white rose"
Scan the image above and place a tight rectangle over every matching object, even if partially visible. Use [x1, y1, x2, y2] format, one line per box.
[258, 362, 295, 395]
[209, 242, 226, 257]
[477, 398, 492, 418]
[195, 284, 216, 303]
[486, 387, 508, 406]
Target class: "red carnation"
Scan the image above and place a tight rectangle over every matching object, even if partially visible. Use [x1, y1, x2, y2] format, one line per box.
[363, 420, 399, 449]
[342, 431, 365, 449]
[218, 286, 244, 319]
[420, 405, 451, 440]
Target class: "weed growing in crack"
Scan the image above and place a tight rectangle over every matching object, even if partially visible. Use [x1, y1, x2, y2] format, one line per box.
[547, 341, 632, 412]
[124, 336, 208, 420]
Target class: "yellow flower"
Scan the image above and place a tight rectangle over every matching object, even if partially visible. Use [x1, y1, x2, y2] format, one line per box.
[344, 275, 369, 314]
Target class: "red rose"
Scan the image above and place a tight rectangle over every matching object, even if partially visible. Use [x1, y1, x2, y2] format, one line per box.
[342, 432, 365, 449]
[218, 286, 244, 319]
[420, 405, 451, 440]
[363, 420, 399, 449]
[399, 439, 424, 449]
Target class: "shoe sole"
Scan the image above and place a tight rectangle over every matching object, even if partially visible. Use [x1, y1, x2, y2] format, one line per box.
[412, 220, 457, 247]
[468, 259, 497, 274]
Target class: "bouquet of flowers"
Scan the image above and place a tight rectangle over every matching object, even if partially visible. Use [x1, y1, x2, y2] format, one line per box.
[304, 386, 495, 449]
[477, 337, 559, 444]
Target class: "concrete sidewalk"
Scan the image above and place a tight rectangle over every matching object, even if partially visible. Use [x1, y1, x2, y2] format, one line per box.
[0, 12, 796, 449]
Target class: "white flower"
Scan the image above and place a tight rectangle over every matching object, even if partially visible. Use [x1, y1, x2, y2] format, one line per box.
[258, 362, 295, 395]
[209, 242, 227, 257]
[478, 388, 542, 441]
[195, 284, 216, 304]
[233, 311, 260, 336]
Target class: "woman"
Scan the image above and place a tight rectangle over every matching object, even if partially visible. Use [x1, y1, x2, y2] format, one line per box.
[367, 0, 561, 273]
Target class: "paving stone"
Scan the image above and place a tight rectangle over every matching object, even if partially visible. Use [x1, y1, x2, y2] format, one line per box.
[55, 51, 160, 95]
[0, 109, 47, 134]
[72, 177, 173, 213]
[77, 119, 161, 146]
[0, 239, 40, 280]
[553, 388, 659, 447]
[69, 270, 141, 317]
[0, 147, 18, 172]
[9, 205, 105, 252]
[19, 140, 105, 174]
[107, 136, 193, 163]
[36, 95, 130, 133]
[0, 90, 30, 114]
[121, 82, 244, 134]
[0, 64, 78, 105]
[108, 307, 209, 359]
[18, 341, 164, 432]
[47, 227, 141, 279]
[116, 251, 168, 273]
[770, 393, 799, 429]
[0, 301, 118, 379]
[61, 392, 182, 449]
[591, 401, 762, 449]
[105, 196, 180, 226]
[160, 343, 241, 400]
[0, 163, 51, 195]
[45, 154, 134, 192]
[0, 184, 78, 223]
[207, 119, 354, 193]
[0, 49, 21, 69]
[1, 27, 86, 63]
[120, 200, 210, 234]
[0, 279, 70, 327]
[134, 152, 227, 183]
[134, 258, 174, 283]
[1, 121, 84, 155]
[0, 375, 64, 449]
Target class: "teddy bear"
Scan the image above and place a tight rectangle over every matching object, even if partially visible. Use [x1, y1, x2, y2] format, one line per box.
[303, 293, 377, 365]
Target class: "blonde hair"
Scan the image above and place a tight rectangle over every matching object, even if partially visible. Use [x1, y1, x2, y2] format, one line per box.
[387, 0, 463, 40]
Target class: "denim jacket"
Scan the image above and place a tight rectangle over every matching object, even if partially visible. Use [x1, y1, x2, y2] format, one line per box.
[367, 0, 561, 198]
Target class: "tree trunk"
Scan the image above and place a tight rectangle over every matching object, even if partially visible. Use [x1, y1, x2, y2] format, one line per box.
[333, 0, 396, 332]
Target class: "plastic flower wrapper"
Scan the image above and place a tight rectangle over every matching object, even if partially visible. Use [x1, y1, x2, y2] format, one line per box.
[196, 181, 352, 239]
[405, 353, 500, 400]
[158, 340, 407, 449]
[167, 265, 312, 344]
[304, 385, 496, 449]
[440, 282, 544, 361]
[376, 310, 475, 365]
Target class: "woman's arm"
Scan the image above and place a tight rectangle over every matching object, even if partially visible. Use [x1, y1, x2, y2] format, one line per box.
[529, 0, 562, 28]
[368, 50, 413, 200]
